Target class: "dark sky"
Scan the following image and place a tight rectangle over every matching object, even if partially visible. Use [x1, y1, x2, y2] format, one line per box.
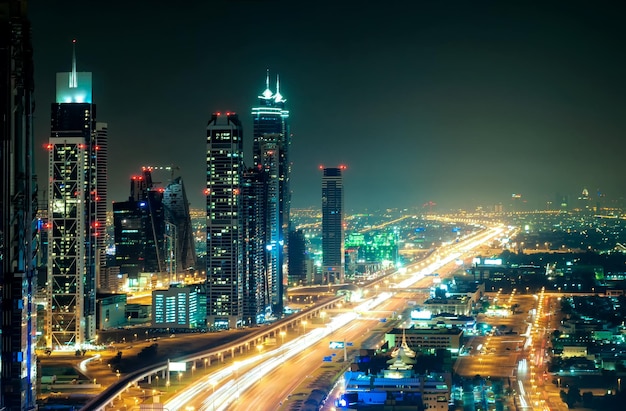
[30, 1, 626, 211]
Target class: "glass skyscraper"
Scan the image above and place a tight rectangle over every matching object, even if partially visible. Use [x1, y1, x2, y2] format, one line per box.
[0, 1, 38, 408]
[322, 167, 345, 283]
[251, 72, 290, 315]
[206, 112, 244, 329]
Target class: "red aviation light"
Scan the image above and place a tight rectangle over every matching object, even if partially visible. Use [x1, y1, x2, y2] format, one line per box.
[95, 146, 100, 151]
[78, 144, 86, 149]
[45, 143, 54, 150]
[157, 188, 165, 193]
[318, 165, 324, 170]
[339, 164, 347, 170]
[204, 188, 211, 196]
[233, 188, 240, 195]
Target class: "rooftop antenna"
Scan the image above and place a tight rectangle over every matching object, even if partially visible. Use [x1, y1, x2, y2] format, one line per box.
[266, 68, 270, 90]
[70, 39, 77, 88]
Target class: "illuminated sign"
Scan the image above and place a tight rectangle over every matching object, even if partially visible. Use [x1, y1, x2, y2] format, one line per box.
[169, 362, 186, 372]
[484, 258, 502, 266]
[410, 309, 432, 320]
[329, 341, 344, 349]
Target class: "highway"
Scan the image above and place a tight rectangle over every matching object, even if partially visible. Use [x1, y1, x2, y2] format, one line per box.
[155, 225, 506, 410]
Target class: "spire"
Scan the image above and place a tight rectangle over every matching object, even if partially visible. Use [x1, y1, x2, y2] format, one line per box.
[274, 74, 285, 103]
[69, 39, 77, 88]
[259, 68, 274, 100]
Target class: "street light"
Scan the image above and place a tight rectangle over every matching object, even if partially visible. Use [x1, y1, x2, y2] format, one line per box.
[256, 344, 263, 354]
[302, 320, 307, 335]
[192, 364, 196, 377]
[320, 311, 327, 324]
[204, 358, 208, 369]
[280, 331, 286, 345]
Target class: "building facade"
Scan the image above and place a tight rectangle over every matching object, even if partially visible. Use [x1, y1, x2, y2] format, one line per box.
[152, 284, 200, 329]
[46, 42, 102, 349]
[322, 166, 345, 283]
[206, 112, 244, 329]
[252, 72, 290, 315]
[113, 168, 167, 286]
[0, 0, 38, 408]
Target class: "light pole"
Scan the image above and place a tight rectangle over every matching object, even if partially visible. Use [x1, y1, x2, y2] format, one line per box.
[204, 358, 208, 370]
[302, 320, 307, 335]
[320, 311, 327, 324]
[256, 344, 263, 355]
[280, 331, 286, 345]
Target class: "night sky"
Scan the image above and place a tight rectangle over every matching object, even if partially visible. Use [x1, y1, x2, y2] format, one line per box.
[30, 1, 626, 212]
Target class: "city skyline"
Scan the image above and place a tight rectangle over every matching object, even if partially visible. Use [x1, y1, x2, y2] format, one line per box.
[29, 1, 626, 211]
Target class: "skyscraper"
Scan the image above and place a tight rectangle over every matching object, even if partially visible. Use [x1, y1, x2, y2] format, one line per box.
[252, 71, 290, 315]
[0, 1, 38, 408]
[94, 122, 108, 289]
[46, 41, 101, 348]
[242, 167, 269, 324]
[113, 168, 167, 283]
[163, 176, 197, 274]
[322, 166, 345, 283]
[206, 112, 244, 329]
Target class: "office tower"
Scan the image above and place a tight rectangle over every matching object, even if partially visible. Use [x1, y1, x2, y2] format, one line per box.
[163, 176, 197, 273]
[0, 1, 38, 408]
[288, 229, 308, 286]
[113, 168, 166, 284]
[206, 112, 244, 329]
[95, 122, 107, 289]
[47, 41, 101, 349]
[252, 71, 290, 315]
[322, 167, 345, 283]
[242, 168, 269, 324]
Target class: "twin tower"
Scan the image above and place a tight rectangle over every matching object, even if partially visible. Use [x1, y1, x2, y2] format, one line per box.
[206, 71, 290, 328]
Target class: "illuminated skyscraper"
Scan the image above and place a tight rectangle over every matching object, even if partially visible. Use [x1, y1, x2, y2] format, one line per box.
[242, 167, 269, 324]
[163, 176, 197, 273]
[94, 122, 107, 289]
[322, 166, 345, 283]
[206, 112, 244, 329]
[46, 41, 101, 348]
[252, 71, 290, 315]
[0, 0, 38, 408]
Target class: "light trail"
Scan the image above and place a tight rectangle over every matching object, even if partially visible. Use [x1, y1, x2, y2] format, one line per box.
[165, 226, 504, 410]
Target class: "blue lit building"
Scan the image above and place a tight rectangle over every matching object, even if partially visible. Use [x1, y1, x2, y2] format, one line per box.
[252, 71, 290, 315]
[0, 1, 38, 408]
[152, 284, 201, 329]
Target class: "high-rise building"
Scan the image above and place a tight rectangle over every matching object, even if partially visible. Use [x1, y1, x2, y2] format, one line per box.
[0, 0, 38, 408]
[163, 176, 197, 273]
[113, 169, 166, 283]
[322, 166, 345, 283]
[47, 41, 102, 349]
[94, 122, 108, 289]
[242, 167, 269, 324]
[252, 71, 290, 315]
[206, 112, 244, 329]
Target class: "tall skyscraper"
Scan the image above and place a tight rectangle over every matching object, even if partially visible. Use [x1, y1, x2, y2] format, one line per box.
[94, 122, 108, 289]
[322, 166, 345, 283]
[252, 71, 290, 315]
[206, 112, 244, 329]
[242, 167, 269, 324]
[0, 1, 38, 408]
[46, 41, 102, 348]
